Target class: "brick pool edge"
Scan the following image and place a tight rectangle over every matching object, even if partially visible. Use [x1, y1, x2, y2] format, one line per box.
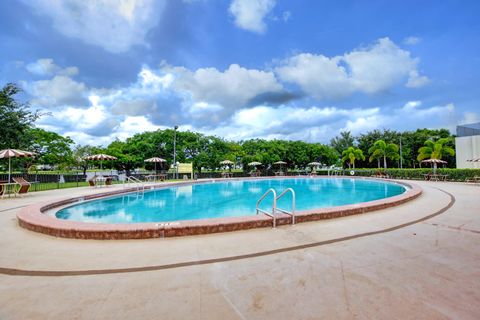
[17, 177, 422, 240]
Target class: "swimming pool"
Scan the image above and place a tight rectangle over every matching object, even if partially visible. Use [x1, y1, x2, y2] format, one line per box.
[55, 178, 406, 224]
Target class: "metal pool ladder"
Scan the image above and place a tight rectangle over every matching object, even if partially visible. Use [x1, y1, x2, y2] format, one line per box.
[256, 188, 296, 228]
[124, 176, 145, 193]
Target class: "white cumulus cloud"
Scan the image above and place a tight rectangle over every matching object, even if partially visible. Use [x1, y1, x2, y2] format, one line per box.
[165, 63, 283, 111]
[229, 0, 276, 33]
[26, 58, 79, 77]
[276, 38, 429, 99]
[26, 75, 88, 107]
[23, 0, 166, 53]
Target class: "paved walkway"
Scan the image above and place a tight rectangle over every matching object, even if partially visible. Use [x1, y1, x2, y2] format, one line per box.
[0, 180, 479, 319]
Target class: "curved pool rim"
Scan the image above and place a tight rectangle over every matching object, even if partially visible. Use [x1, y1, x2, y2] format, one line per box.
[17, 177, 422, 240]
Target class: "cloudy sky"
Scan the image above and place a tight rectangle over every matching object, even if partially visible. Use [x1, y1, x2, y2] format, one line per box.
[1, 0, 479, 145]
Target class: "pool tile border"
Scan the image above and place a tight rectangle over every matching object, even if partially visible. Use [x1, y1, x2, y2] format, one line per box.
[17, 177, 422, 240]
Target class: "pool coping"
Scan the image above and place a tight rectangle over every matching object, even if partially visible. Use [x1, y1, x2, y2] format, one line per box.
[17, 176, 423, 240]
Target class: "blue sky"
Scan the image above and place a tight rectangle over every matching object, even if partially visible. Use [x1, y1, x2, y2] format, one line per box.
[1, 0, 479, 145]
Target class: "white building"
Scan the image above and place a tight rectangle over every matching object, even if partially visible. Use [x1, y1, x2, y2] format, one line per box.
[455, 123, 480, 169]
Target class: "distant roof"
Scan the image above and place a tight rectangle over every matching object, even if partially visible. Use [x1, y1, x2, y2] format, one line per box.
[457, 122, 480, 137]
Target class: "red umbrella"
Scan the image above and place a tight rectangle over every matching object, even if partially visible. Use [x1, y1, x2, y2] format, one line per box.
[144, 157, 166, 173]
[0, 149, 35, 182]
[84, 154, 117, 171]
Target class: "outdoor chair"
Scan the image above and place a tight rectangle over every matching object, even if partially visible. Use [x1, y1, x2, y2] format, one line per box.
[0, 180, 7, 196]
[12, 177, 31, 195]
[465, 176, 480, 184]
[105, 176, 113, 186]
[88, 175, 98, 187]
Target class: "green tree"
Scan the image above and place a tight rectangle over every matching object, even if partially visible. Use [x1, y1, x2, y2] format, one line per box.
[107, 140, 143, 176]
[330, 131, 355, 155]
[356, 129, 401, 168]
[73, 145, 104, 176]
[24, 128, 75, 169]
[368, 140, 399, 169]
[417, 138, 455, 171]
[342, 147, 365, 169]
[0, 83, 41, 149]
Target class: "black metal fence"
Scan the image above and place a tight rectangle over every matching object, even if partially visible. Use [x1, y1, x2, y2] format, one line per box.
[0, 169, 346, 192]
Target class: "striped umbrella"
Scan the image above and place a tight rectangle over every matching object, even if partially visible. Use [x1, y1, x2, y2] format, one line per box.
[421, 158, 447, 174]
[0, 149, 35, 183]
[84, 154, 117, 171]
[467, 157, 480, 162]
[144, 157, 166, 172]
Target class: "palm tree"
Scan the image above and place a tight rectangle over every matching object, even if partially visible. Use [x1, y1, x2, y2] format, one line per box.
[368, 140, 399, 170]
[342, 147, 365, 169]
[417, 138, 455, 170]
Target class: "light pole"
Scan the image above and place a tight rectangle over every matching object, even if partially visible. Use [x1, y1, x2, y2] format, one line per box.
[399, 134, 403, 169]
[173, 125, 178, 179]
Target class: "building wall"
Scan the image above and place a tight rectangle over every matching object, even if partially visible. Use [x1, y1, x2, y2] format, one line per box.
[455, 135, 480, 168]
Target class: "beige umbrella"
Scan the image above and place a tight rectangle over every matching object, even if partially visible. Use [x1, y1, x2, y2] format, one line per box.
[421, 158, 447, 174]
[84, 154, 117, 171]
[308, 161, 321, 166]
[273, 161, 287, 172]
[220, 159, 234, 172]
[248, 161, 262, 166]
[145, 157, 166, 173]
[0, 149, 35, 183]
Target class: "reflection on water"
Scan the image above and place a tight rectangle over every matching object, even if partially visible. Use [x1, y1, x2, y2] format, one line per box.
[176, 185, 192, 199]
[56, 178, 406, 224]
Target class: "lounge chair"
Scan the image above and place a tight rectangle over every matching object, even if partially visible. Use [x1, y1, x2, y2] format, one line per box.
[105, 176, 113, 185]
[0, 180, 7, 196]
[465, 176, 480, 184]
[88, 175, 98, 187]
[12, 177, 31, 196]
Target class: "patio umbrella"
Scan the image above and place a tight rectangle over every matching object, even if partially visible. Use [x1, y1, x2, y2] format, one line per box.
[84, 154, 117, 171]
[0, 149, 35, 183]
[220, 160, 234, 172]
[248, 161, 262, 166]
[145, 157, 166, 173]
[308, 162, 321, 166]
[421, 158, 447, 174]
[273, 161, 287, 172]
[467, 157, 480, 162]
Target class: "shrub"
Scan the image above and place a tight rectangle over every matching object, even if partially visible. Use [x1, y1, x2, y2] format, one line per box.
[352, 168, 480, 181]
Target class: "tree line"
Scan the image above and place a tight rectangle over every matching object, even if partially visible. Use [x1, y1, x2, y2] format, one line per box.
[1, 83, 456, 174]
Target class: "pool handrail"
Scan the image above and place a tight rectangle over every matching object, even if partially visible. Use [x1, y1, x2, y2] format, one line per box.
[256, 188, 277, 227]
[275, 188, 296, 224]
[124, 176, 145, 193]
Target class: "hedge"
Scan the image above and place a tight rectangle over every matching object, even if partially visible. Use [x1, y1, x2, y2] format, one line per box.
[350, 168, 480, 181]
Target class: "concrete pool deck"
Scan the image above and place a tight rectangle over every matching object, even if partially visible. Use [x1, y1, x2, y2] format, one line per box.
[0, 179, 479, 319]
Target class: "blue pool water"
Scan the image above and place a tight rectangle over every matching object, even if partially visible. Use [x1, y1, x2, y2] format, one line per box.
[55, 178, 406, 224]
